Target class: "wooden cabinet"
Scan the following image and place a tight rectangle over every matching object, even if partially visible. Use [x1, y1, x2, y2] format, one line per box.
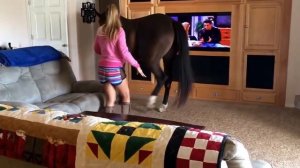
[243, 52, 277, 90]
[118, 0, 291, 106]
[244, 2, 281, 50]
[241, 51, 278, 103]
[127, 4, 154, 19]
[129, 82, 155, 95]
[242, 1, 286, 105]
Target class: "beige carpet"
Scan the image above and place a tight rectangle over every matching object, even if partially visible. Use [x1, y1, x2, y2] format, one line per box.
[121, 94, 300, 168]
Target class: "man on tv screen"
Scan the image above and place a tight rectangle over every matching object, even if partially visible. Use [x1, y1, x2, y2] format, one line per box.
[198, 19, 221, 43]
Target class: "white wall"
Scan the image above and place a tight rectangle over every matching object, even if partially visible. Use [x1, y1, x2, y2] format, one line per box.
[0, 0, 97, 80]
[67, 0, 98, 80]
[285, 0, 300, 107]
[0, 0, 30, 47]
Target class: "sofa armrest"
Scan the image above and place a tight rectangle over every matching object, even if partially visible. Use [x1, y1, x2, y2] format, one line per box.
[71, 80, 103, 93]
[71, 80, 106, 111]
[223, 137, 253, 168]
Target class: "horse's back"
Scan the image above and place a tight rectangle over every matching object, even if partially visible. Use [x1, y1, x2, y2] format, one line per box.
[137, 14, 174, 37]
[136, 14, 175, 58]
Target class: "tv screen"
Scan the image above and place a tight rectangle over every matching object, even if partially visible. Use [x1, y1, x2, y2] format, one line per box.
[167, 12, 232, 51]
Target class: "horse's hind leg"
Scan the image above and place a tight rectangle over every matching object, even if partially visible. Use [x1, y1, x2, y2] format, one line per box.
[147, 64, 167, 110]
[158, 56, 174, 112]
[158, 77, 172, 112]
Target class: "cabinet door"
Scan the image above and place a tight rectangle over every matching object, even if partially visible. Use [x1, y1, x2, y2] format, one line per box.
[242, 50, 278, 104]
[245, 54, 276, 90]
[244, 3, 281, 49]
[127, 5, 154, 19]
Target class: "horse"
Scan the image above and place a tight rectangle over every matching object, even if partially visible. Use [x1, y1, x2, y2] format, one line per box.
[96, 11, 193, 112]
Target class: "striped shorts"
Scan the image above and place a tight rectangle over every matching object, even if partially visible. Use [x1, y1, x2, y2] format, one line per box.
[98, 67, 126, 86]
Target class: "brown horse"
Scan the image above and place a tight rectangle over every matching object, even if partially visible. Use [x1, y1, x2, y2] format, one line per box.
[96, 11, 193, 112]
[117, 14, 192, 111]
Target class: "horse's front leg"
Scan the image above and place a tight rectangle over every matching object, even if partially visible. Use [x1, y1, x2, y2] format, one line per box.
[147, 66, 166, 110]
[147, 79, 165, 110]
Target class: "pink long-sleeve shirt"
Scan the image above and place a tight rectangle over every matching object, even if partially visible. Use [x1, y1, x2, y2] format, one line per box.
[94, 27, 140, 68]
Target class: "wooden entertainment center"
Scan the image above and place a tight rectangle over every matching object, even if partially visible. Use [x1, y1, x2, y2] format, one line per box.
[117, 0, 291, 106]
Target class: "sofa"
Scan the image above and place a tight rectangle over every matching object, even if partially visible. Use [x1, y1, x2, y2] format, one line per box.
[0, 51, 105, 114]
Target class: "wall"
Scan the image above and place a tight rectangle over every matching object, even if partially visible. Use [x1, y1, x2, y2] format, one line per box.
[67, 0, 98, 80]
[0, 0, 98, 81]
[0, 0, 30, 47]
[285, 0, 300, 107]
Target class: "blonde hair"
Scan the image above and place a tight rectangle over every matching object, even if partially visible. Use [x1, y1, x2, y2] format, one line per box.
[102, 4, 122, 41]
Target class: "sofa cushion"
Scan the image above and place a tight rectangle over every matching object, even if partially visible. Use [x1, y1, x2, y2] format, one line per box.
[0, 66, 42, 103]
[0, 52, 104, 113]
[35, 93, 101, 114]
[31, 59, 76, 102]
[0, 58, 77, 103]
[0, 66, 22, 84]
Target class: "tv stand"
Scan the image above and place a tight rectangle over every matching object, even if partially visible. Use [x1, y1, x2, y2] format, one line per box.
[115, 0, 291, 106]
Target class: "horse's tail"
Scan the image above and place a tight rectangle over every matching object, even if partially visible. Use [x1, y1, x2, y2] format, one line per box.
[172, 20, 194, 107]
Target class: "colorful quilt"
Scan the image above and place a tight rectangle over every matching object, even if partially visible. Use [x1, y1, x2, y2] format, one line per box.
[0, 103, 111, 144]
[0, 103, 228, 168]
[76, 121, 228, 168]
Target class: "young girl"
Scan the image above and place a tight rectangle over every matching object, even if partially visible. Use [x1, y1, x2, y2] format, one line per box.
[94, 4, 146, 114]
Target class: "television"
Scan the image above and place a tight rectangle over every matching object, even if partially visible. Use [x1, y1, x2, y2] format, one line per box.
[167, 12, 232, 51]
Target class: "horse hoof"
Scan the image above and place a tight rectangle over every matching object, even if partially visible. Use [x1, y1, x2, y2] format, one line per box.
[147, 96, 157, 109]
[158, 104, 168, 113]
